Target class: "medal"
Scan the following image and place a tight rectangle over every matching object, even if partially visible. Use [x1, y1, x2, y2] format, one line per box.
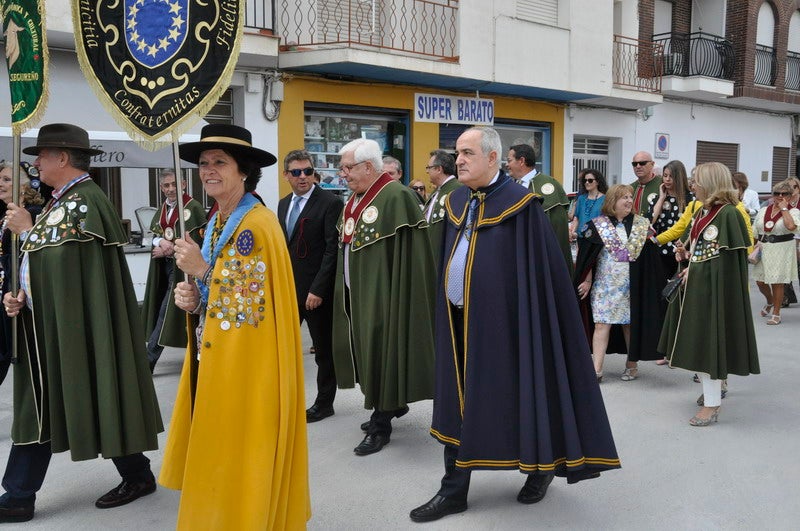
[765, 220, 775, 229]
[164, 227, 174, 240]
[344, 218, 355, 236]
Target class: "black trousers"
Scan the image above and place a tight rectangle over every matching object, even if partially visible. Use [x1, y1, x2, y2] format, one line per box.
[146, 259, 174, 366]
[1, 442, 153, 502]
[299, 301, 336, 408]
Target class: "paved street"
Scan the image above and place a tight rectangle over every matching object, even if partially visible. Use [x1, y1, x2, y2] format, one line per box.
[0, 278, 797, 530]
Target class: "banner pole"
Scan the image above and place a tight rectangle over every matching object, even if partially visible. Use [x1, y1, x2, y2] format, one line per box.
[9, 134, 21, 363]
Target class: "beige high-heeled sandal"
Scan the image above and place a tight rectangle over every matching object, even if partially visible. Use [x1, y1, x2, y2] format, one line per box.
[689, 406, 720, 426]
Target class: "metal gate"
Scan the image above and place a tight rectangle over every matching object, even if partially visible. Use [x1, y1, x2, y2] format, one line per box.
[572, 137, 609, 191]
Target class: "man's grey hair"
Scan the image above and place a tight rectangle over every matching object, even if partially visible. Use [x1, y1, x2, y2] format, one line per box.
[159, 168, 177, 181]
[382, 156, 402, 173]
[339, 138, 383, 172]
[464, 127, 502, 168]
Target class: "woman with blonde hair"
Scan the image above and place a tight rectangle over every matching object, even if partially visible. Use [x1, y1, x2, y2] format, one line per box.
[0, 161, 45, 386]
[658, 162, 759, 426]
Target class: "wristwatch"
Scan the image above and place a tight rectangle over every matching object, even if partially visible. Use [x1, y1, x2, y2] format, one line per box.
[781, 207, 789, 211]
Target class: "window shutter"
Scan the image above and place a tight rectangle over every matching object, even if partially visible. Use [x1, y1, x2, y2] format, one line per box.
[772, 146, 790, 186]
[517, 0, 558, 26]
[696, 141, 739, 172]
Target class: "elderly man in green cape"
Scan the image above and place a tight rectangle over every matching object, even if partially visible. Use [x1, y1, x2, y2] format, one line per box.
[332, 138, 436, 456]
[0, 124, 163, 523]
[506, 143, 573, 275]
[630, 151, 662, 215]
[141, 168, 206, 373]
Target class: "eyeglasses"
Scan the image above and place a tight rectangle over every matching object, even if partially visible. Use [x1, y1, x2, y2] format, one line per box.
[631, 161, 652, 167]
[337, 161, 367, 173]
[411, 186, 426, 191]
[773, 191, 791, 196]
[287, 167, 314, 177]
[425, 165, 440, 170]
[582, 178, 596, 183]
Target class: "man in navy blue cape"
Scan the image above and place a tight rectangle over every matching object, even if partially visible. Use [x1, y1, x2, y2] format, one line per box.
[410, 127, 620, 523]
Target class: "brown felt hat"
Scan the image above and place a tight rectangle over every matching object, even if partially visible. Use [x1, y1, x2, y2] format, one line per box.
[22, 123, 104, 156]
[179, 124, 276, 167]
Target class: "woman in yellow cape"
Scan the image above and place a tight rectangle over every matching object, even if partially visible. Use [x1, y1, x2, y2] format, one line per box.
[160, 124, 310, 529]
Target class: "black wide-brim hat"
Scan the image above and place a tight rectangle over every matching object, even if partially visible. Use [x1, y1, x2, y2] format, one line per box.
[179, 124, 277, 168]
[22, 123, 104, 156]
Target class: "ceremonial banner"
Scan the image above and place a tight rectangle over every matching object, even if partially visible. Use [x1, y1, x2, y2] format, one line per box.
[73, 0, 244, 149]
[1, 0, 48, 134]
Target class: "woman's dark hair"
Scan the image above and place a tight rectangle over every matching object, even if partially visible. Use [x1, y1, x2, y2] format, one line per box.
[226, 149, 263, 193]
[577, 168, 608, 194]
[663, 160, 690, 212]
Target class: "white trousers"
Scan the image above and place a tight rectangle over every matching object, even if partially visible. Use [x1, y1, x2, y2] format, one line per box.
[699, 373, 722, 407]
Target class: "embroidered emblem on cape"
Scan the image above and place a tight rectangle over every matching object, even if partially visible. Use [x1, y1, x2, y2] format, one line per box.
[183, 208, 192, 221]
[540, 183, 555, 195]
[439, 195, 446, 206]
[362, 205, 379, 224]
[703, 224, 719, 241]
[235, 230, 254, 256]
[163, 226, 174, 240]
[46, 207, 65, 226]
[344, 217, 355, 236]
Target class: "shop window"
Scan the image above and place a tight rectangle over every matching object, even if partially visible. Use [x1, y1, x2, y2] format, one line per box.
[438, 122, 552, 176]
[304, 107, 408, 192]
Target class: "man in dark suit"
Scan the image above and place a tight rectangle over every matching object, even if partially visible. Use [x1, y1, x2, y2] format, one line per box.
[278, 149, 343, 422]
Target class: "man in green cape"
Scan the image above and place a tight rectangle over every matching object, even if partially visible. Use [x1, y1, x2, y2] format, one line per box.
[332, 138, 436, 456]
[141, 168, 206, 372]
[423, 149, 462, 267]
[630, 151, 662, 216]
[0, 124, 163, 523]
[507, 144, 573, 274]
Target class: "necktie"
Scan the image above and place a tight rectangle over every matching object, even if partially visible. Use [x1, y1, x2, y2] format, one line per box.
[633, 185, 644, 214]
[446, 197, 479, 306]
[287, 196, 302, 236]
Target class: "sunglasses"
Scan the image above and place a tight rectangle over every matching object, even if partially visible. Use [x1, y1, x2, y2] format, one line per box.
[582, 178, 596, 183]
[425, 165, 440, 170]
[288, 167, 315, 177]
[631, 161, 652, 167]
[411, 186, 426, 191]
[773, 191, 791, 196]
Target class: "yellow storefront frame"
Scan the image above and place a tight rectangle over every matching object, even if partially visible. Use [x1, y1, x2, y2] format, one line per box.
[278, 76, 564, 196]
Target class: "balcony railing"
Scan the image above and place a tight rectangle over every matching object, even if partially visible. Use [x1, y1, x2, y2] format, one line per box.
[277, 0, 459, 60]
[755, 44, 777, 85]
[612, 35, 663, 94]
[652, 32, 734, 80]
[787, 51, 800, 91]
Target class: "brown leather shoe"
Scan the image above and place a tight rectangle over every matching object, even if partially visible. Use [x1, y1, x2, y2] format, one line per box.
[95, 478, 156, 509]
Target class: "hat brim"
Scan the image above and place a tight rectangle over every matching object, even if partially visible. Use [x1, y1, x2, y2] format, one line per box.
[179, 141, 277, 168]
[23, 144, 104, 156]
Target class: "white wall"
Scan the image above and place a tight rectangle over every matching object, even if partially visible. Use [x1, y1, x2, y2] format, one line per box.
[568, 101, 792, 193]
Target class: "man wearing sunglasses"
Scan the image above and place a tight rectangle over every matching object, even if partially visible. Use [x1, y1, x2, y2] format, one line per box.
[630, 151, 662, 216]
[279, 150, 343, 423]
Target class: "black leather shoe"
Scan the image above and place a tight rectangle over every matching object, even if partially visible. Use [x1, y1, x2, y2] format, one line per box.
[306, 404, 334, 423]
[409, 494, 467, 523]
[517, 473, 554, 504]
[95, 478, 156, 509]
[0, 498, 34, 523]
[353, 433, 390, 456]
[360, 405, 410, 432]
